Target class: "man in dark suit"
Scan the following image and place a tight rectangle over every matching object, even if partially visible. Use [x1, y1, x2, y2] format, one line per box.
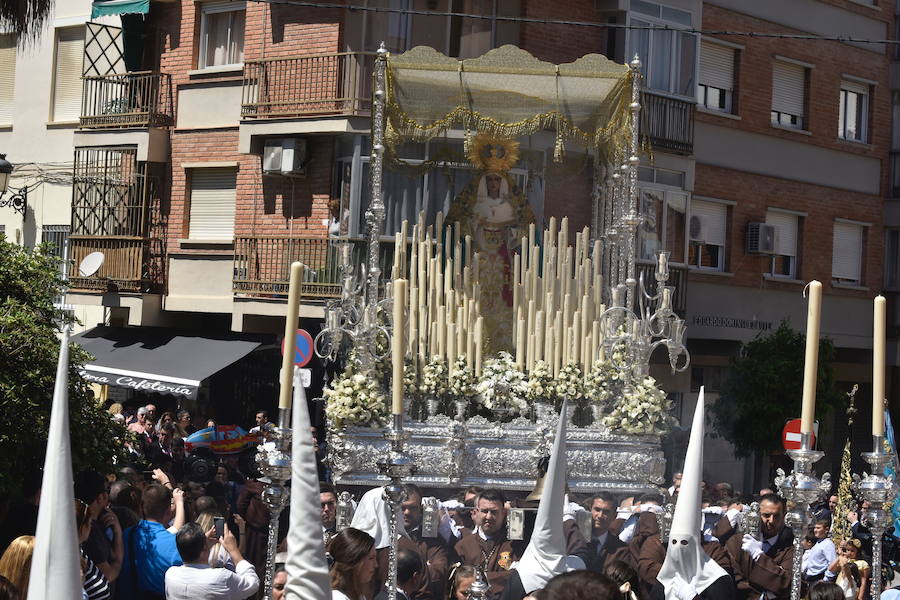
[583, 492, 630, 574]
[721, 493, 794, 600]
[401, 484, 450, 600]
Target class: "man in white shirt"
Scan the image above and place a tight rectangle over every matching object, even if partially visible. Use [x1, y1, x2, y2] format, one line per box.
[165, 522, 260, 600]
[801, 519, 837, 582]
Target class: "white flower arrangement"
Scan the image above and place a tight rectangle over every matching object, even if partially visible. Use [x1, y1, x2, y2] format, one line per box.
[403, 356, 418, 398]
[585, 358, 627, 410]
[601, 375, 675, 435]
[324, 370, 389, 428]
[526, 360, 554, 403]
[421, 357, 449, 397]
[448, 356, 477, 399]
[475, 351, 529, 416]
[554, 361, 584, 400]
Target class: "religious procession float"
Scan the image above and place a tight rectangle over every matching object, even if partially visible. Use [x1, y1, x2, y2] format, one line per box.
[314, 44, 691, 494]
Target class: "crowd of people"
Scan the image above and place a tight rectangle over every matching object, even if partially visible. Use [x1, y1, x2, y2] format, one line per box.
[0, 401, 896, 600]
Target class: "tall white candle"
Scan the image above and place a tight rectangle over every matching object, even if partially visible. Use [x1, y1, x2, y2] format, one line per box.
[278, 262, 305, 410]
[874, 295, 887, 436]
[800, 280, 822, 435]
[392, 279, 407, 415]
[475, 317, 484, 376]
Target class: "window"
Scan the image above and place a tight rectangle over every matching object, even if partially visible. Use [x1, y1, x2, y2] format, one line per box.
[347, 0, 520, 58]
[839, 80, 869, 142]
[886, 229, 900, 291]
[832, 221, 864, 285]
[627, 1, 698, 97]
[52, 26, 85, 122]
[697, 41, 735, 113]
[771, 60, 807, 129]
[765, 210, 799, 279]
[688, 199, 727, 271]
[42, 225, 70, 279]
[199, 1, 245, 68]
[0, 35, 16, 124]
[188, 168, 237, 240]
[638, 188, 687, 264]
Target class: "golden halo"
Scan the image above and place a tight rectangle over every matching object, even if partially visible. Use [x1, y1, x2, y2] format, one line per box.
[467, 133, 520, 173]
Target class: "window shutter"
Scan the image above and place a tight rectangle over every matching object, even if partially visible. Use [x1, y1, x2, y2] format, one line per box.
[0, 36, 16, 123]
[699, 42, 733, 91]
[841, 80, 868, 96]
[189, 168, 237, 240]
[772, 61, 805, 117]
[766, 211, 798, 257]
[832, 222, 862, 281]
[690, 199, 726, 246]
[52, 27, 85, 122]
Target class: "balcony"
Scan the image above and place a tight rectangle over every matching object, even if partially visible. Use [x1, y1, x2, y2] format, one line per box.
[240, 52, 375, 119]
[67, 147, 159, 292]
[637, 261, 688, 315]
[80, 71, 174, 129]
[642, 91, 694, 155]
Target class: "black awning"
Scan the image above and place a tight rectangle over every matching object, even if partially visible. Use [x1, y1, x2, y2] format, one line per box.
[72, 326, 265, 400]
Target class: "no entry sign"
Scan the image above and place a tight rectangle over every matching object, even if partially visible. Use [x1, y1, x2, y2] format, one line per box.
[281, 329, 314, 367]
[782, 418, 819, 451]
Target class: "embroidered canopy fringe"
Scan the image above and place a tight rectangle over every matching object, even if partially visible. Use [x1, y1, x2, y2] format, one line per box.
[383, 45, 636, 165]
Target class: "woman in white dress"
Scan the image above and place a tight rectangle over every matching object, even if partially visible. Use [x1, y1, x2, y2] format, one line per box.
[330, 527, 377, 600]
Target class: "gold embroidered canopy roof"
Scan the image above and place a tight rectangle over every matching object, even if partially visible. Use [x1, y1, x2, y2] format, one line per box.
[384, 44, 636, 157]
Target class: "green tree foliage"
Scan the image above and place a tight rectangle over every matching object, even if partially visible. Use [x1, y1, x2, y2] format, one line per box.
[709, 321, 841, 457]
[0, 236, 128, 494]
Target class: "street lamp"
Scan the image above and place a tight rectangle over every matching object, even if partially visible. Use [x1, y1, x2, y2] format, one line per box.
[0, 154, 27, 216]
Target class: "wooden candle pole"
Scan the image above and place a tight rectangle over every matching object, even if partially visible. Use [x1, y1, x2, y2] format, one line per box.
[278, 262, 305, 411]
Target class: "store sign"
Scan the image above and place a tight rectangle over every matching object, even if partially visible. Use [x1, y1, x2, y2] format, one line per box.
[690, 315, 773, 331]
[79, 368, 199, 399]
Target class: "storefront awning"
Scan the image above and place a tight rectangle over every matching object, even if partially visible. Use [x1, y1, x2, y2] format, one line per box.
[91, 0, 149, 18]
[72, 326, 264, 400]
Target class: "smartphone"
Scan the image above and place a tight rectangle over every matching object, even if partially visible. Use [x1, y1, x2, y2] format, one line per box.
[214, 516, 225, 538]
[142, 470, 155, 482]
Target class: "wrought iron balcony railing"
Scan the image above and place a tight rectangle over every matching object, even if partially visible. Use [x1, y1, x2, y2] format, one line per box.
[241, 52, 375, 119]
[642, 91, 694, 155]
[80, 71, 174, 128]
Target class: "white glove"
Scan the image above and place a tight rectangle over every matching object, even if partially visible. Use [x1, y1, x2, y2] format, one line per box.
[726, 507, 741, 527]
[742, 534, 764, 560]
[672, 575, 698, 600]
[563, 502, 584, 522]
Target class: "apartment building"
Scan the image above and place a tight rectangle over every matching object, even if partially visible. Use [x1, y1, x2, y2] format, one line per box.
[17, 0, 887, 483]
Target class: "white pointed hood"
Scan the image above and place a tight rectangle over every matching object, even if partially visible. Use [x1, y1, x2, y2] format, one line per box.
[513, 400, 585, 592]
[284, 377, 331, 599]
[351, 484, 408, 549]
[657, 388, 727, 597]
[27, 330, 82, 600]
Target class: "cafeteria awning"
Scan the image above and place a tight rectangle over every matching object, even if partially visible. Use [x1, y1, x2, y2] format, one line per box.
[72, 326, 265, 400]
[91, 0, 149, 18]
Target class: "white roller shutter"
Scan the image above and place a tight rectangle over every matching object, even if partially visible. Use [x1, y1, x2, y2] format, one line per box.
[699, 41, 733, 91]
[189, 168, 237, 240]
[832, 222, 863, 282]
[772, 61, 805, 118]
[0, 36, 16, 123]
[766, 211, 798, 257]
[52, 26, 85, 122]
[690, 199, 726, 246]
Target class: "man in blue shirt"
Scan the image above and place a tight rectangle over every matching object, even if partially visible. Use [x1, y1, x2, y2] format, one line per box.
[117, 484, 183, 599]
[802, 519, 837, 583]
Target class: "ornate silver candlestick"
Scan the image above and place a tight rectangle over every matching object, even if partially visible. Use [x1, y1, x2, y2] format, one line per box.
[853, 435, 898, 600]
[774, 432, 830, 600]
[255, 406, 292, 600]
[467, 567, 491, 600]
[376, 413, 417, 600]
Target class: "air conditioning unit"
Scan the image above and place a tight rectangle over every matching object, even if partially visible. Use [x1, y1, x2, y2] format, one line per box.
[263, 138, 307, 175]
[746, 222, 776, 254]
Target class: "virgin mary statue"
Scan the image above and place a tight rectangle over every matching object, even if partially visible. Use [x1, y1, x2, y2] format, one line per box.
[447, 134, 534, 352]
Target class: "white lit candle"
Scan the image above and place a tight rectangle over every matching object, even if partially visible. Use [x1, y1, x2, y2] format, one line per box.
[874, 295, 887, 436]
[392, 279, 407, 415]
[278, 262, 305, 410]
[800, 281, 822, 435]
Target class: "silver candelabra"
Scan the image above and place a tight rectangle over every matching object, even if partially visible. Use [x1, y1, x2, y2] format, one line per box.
[376, 413, 417, 600]
[853, 435, 898, 600]
[255, 408, 292, 600]
[774, 431, 830, 600]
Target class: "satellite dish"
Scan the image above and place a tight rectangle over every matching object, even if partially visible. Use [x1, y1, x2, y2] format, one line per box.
[79, 251, 105, 277]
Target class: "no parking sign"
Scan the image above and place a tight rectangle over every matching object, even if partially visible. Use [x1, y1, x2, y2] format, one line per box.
[281, 329, 314, 367]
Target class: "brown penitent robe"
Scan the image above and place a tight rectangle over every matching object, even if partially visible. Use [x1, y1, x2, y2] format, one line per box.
[407, 527, 451, 600]
[717, 520, 794, 600]
[454, 530, 526, 598]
